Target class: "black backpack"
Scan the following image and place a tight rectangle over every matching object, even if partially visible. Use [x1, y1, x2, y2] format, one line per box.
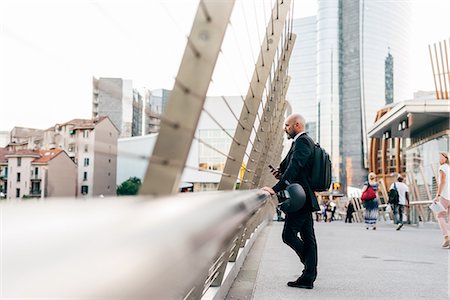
[310, 143, 332, 192]
[388, 183, 399, 204]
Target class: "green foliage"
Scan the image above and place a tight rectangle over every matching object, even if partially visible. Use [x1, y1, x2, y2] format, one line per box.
[117, 177, 142, 196]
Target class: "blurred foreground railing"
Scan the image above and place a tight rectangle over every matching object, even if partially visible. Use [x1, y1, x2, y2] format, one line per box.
[1, 191, 273, 299]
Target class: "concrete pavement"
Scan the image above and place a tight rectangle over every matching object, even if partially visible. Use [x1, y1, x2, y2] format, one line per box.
[227, 221, 449, 300]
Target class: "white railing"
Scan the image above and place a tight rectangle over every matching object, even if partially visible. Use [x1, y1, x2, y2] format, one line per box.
[1, 190, 273, 299]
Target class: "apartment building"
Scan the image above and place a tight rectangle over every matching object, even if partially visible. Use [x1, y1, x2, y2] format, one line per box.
[43, 117, 119, 197]
[0, 148, 11, 197]
[92, 77, 138, 138]
[144, 88, 171, 134]
[7, 127, 44, 151]
[132, 89, 143, 137]
[3, 148, 76, 199]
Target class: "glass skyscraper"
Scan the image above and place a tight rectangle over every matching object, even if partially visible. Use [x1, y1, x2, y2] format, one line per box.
[316, 0, 412, 189]
[287, 16, 317, 138]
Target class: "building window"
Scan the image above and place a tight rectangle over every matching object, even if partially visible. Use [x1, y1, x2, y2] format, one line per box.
[31, 182, 41, 194]
[81, 185, 88, 195]
[17, 172, 21, 182]
[17, 157, 21, 167]
[108, 159, 111, 163]
[83, 172, 88, 181]
[83, 130, 89, 138]
[35, 167, 38, 176]
[68, 143, 75, 152]
[84, 145, 88, 152]
[84, 158, 90, 166]
[16, 188, 20, 198]
[198, 129, 232, 172]
[108, 172, 110, 176]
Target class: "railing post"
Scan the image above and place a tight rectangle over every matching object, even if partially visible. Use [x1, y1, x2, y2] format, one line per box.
[140, 0, 235, 196]
[218, 0, 292, 190]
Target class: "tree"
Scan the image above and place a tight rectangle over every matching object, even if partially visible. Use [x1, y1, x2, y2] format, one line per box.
[117, 177, 141, 196]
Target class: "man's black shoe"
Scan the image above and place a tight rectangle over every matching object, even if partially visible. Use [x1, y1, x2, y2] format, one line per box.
[287, 280, 313, 289]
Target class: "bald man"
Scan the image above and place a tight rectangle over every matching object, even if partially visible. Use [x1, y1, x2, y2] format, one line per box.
[262, 113, 320, 289]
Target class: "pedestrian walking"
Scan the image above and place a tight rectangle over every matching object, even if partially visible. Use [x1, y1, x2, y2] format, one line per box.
[361, 172, 379, 230]
[389, 175, 409, 230]
[433, 152, 450, 248]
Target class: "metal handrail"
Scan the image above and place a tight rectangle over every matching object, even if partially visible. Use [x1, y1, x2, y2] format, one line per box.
[1, 190, 271, 299]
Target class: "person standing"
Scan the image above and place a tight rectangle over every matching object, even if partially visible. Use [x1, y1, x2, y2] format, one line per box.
[262, 113, 320, 289]
[434, 152, 450, 248]
[361, 173, 379, 230]
[389, 175, 409, 230]
[345, 200, 355, 223]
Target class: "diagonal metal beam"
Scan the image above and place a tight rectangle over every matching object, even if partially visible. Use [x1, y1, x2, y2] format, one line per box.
[258, 76, 290, 188]
[218, 0, 292, 190]
[241, 35, 296, 189]
[140, 0, 235, 196]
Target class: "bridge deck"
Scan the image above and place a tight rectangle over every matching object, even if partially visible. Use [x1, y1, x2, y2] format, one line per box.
[227, 221, 449, 299]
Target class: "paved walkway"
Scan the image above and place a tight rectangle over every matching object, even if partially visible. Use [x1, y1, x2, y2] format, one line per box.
[227, 221, 449, 300]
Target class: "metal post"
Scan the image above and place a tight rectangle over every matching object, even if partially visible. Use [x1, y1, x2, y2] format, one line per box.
[218, 0, 292, 190]
[140, 1, 235, 196]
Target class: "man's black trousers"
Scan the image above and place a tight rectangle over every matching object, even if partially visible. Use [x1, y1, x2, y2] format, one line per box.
[282, 210, 318, 283]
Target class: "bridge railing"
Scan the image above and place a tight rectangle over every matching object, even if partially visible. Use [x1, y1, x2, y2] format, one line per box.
[1, 191, 273, 299]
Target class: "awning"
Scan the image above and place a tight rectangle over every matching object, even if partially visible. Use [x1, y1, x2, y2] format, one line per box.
[367, 99, 450, 138]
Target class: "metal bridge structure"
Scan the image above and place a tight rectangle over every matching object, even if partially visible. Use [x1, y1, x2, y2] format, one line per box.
[3, 2, 449, 299]
[3, 1, 298, 299]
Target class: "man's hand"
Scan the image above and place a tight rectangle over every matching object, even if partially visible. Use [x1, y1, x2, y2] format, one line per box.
[261, 186, 275, 195]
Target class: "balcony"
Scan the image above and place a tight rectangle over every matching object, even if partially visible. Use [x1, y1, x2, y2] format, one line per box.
[31, 173, 42, 181]
[29, 189, 41, 196]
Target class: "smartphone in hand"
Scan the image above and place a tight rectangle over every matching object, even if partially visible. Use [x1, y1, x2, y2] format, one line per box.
[269, 165, 281, 179]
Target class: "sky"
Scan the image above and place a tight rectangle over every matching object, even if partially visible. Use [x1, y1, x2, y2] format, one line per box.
[0, 0, 449, 131]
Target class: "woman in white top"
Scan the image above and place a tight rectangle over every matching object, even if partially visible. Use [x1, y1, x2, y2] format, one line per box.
[434, 152, 450, 248]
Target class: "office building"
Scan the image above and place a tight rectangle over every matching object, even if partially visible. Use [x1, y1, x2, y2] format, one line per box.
[316, 0, 412, 189]
[118, 95, 242, 191]
[287, 16, 317, 138]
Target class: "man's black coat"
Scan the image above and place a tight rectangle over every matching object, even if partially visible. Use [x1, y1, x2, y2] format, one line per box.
[272, 133, 320, 212]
